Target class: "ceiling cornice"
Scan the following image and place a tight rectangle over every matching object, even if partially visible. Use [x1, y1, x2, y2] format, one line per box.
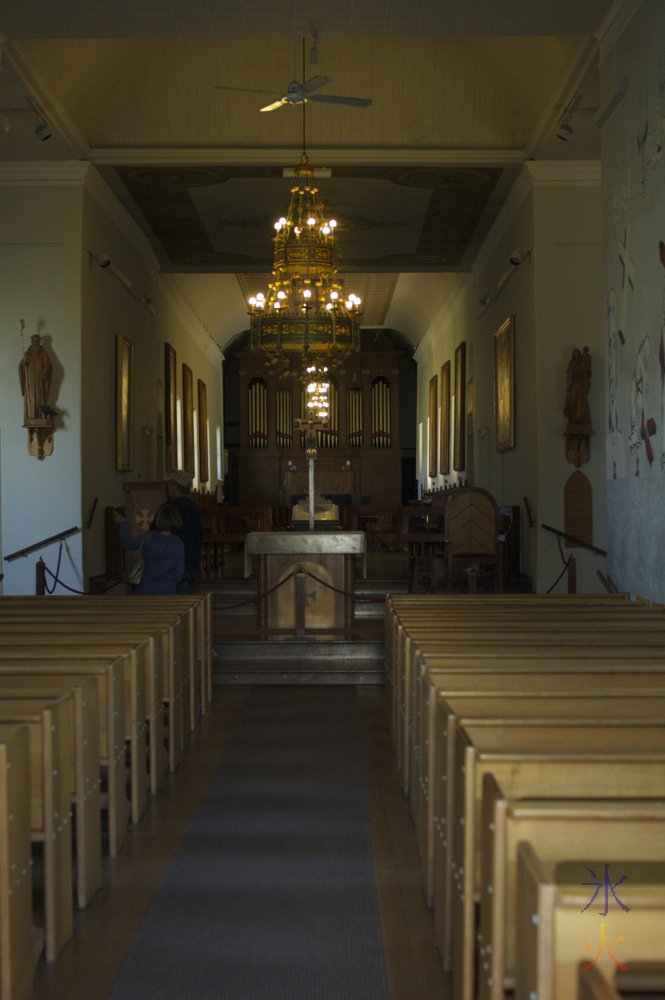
[89, 147, 528, 168]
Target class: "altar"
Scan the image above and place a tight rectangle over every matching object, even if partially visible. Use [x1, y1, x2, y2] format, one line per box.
[245, 532, 366, 632]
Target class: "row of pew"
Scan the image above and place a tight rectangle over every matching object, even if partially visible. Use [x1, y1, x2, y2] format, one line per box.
[384, 591, 665, 1000]
[0, 592, 212, 1000]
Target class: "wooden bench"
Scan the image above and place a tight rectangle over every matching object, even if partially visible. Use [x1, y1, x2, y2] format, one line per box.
[385, 596, 660, 786]
[449, 724, 665, 1000]
[398, 618, 665, 797]
[0, 697, 74, 963]
[0, 593, 212, 752]
[0, 723, 33, 1000]
[0, 609, 177, 780]
[0, 634, 149, 827]
[416, 688, 665, 906]
[0, 659, 127, 859]
[399, 622, 665, 805]
[0, 677, 101, 911]
[479, 778, 665, 1000]
[517, 846, 665, 1000]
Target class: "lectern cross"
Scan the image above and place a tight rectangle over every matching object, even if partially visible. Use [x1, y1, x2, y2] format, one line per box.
[294, 416, 327, 531]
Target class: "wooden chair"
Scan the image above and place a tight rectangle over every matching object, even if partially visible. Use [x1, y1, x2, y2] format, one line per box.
[444, 487, 502, 592]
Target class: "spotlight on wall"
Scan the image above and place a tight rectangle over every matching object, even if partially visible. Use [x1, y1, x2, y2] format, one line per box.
[556, 117, 573, 141]
[34, 115, 53, 141]
[509, 248, 531, 266]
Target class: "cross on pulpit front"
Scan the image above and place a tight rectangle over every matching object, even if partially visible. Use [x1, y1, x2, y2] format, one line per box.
[294, 416, 328, 531]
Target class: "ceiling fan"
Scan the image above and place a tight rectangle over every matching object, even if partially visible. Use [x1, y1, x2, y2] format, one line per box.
[215, 34, 372, 113]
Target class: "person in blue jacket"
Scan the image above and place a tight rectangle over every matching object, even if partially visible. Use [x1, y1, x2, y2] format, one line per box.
[114, 504, 184, 595]
[161, 470, 204, 593]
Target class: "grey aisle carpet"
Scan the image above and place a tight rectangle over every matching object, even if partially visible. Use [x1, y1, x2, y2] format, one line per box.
[110, 686, 391, 1000]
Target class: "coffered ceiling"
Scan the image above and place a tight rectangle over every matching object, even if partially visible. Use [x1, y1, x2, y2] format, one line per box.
[0, 0, 615, 341]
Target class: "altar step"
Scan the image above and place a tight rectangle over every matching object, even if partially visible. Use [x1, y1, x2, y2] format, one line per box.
[207, 575, 406, 686]
[213, 636, 385, 686]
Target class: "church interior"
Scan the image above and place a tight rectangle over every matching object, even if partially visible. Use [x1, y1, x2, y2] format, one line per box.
[1, 1, 664, 998]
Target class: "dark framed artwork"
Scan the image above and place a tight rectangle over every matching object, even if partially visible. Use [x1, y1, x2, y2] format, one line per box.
[494, 315, 515, 452]
[428, 374, 438, 478]
[115, 335, 134, 471]
[164, 343, 177, 473]
[453, 341, 466, 471]
[197, 378, 209, 483]
[440, 360, 451, 475]
[182, 363, 195, 476]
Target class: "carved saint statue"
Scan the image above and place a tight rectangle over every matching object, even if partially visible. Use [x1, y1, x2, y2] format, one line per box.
[564, 346, 594, 466]
[19, 334, 53, 427]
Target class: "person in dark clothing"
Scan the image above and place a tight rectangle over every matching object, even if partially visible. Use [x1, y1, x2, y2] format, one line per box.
[163, 470, 204, 594]
[115, 503, 185, 595]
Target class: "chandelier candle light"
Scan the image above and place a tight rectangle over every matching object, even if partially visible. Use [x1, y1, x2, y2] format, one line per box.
[248, 155, 362, 391]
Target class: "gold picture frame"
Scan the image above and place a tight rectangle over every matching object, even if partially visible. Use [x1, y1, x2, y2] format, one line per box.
[453, 341, 466, 471]
[115, 335, 134, 471]
[428, 374, 438, 478]
[494, 315, 515, 452]
[197, 379, 209, 483]
[164, 343, 177, 473]
[440, 360, 451, 475]
[182, 363, 195, 476]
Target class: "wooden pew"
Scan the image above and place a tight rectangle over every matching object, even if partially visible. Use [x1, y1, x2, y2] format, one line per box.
[578, 965, 622, 1000]
[386, 597, 659, 785]
[0, 592, 213, 751]
[394, 607, 665, 792]
[0, 631, 151, 821]
[0, 724, 33, 1000]
[4, 591, 213, 721]
[516, 845, 665, 1000]
[479, 778, 665, 1000]
[0, 613, 172, 782]
[0, 677, 101, 911]
[421, 674, 665, 906]
[0, 698, 74, 963]
[0, 659, 127, 859]
[449, 723, 665, 1000]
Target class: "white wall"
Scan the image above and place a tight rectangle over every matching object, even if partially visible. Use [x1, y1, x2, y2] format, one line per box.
[600, 0, 665, 600]
[0, 163, 225, 594]
[411, 162, 605, 593]
[0, 164, 85, 595]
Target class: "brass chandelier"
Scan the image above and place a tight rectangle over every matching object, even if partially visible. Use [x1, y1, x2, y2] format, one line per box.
[248, 154, 362, 381]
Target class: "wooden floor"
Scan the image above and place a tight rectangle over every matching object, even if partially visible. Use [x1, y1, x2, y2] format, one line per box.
[32, 685, 450, 1000]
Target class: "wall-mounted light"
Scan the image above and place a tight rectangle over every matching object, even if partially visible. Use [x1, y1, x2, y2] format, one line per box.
[555, 95, 580, 142]
[85, 247, 156, 314]
[478, 248, 532, 315]
[34, 115, 53, 141]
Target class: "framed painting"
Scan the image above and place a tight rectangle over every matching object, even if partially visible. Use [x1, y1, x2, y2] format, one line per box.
[494, 315, 515, 452]
[115, 335, 134, 471]
[182, 363, 195, 476]
[428, 374, 438, 478]
[164, 343, 177, 473]
[197, 378, 209, 483]
[440, 360, 451, 475]
[453, 341, 466, 471]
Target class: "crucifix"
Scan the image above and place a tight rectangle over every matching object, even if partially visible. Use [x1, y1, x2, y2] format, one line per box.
[294, 415, 328, 531]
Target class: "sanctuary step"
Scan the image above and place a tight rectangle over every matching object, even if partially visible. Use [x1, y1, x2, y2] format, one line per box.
[203, 552, 409, 686]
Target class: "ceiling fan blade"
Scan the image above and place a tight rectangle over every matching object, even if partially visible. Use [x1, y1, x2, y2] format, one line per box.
[260, 99, 287, 113]
[308, 94, 372, 108]
[302, 75, 332, 94]
[215, 84, 281, 96]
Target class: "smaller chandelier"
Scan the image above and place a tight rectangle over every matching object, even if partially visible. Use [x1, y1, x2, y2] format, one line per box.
[306, 364, 330, 420]
[248, 156, 361, 378]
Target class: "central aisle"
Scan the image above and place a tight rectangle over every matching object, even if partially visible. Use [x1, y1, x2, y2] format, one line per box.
[110, 687, 391, 1000]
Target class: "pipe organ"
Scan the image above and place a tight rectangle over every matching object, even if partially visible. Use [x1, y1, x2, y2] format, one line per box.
[232, 342, 409, 508]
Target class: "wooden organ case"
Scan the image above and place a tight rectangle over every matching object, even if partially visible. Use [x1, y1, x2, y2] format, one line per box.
[230, 343, 408, 510]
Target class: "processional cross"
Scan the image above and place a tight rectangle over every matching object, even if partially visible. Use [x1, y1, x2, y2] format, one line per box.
[294, 415, 327, 531]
